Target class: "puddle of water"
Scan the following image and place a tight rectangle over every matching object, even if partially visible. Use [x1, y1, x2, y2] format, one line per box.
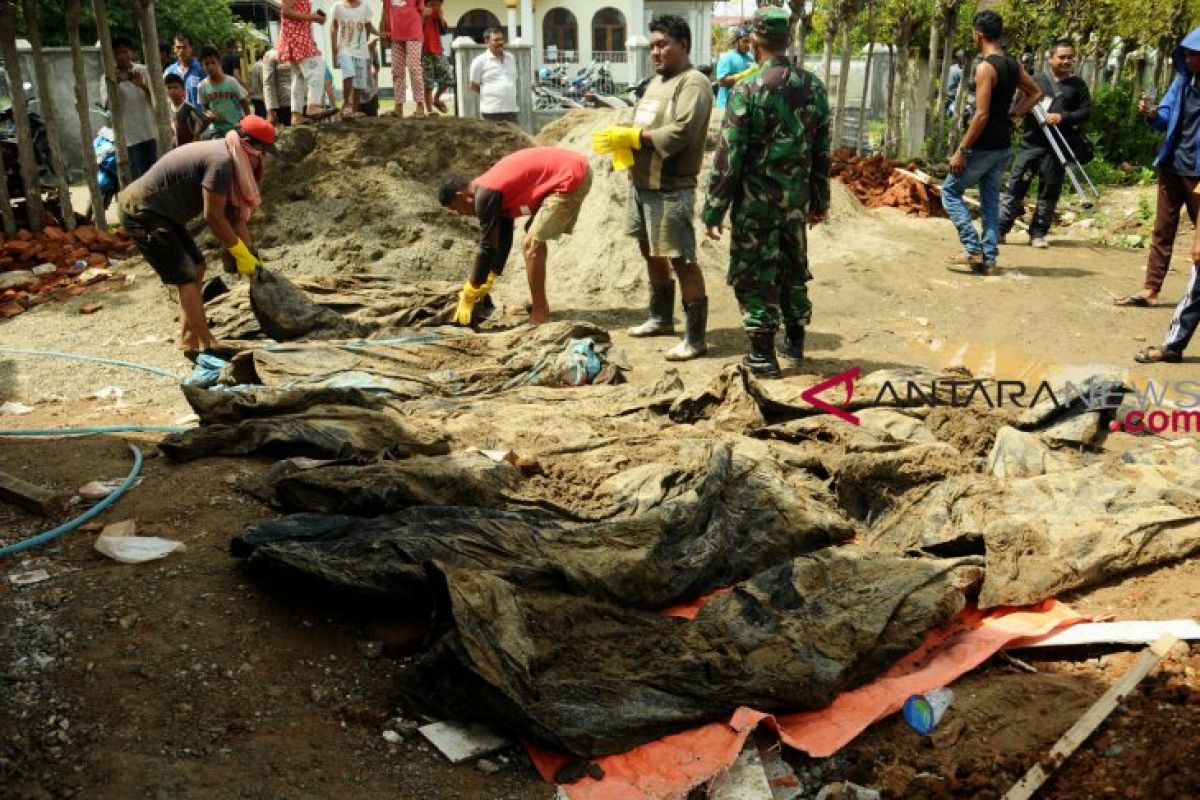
[906, 337, 1127, 387]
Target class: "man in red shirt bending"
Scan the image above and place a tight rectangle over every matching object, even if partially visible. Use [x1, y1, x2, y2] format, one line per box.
[439, 147, 593, 325]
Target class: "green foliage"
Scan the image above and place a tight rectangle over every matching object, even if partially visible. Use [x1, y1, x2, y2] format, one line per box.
[155, 0, 239, 51]
[1091, 80, 1161, 167]
[21, 0, 237, 54]
[1085, 155, 1155, 186]
[1137, 193, 1154, 222]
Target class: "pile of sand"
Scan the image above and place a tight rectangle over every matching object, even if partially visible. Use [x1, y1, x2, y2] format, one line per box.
[246, 118, 533, 282]
[246, 112, 875, 314]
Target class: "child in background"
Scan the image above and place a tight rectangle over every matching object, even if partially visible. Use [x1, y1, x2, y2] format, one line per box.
[198, 46, 251, 136]
[166, 72, 209, 147]
[333, 0, 377, 119]
[421, 0, 452, 115]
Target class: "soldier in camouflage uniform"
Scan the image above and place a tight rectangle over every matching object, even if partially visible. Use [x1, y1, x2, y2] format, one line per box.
[701, 5, 831, 379]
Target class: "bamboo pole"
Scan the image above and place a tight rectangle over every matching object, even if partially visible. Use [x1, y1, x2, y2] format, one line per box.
[20, 0, 75, 230]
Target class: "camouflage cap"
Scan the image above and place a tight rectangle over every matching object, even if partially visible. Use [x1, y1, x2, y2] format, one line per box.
[752, 6, 791, 44]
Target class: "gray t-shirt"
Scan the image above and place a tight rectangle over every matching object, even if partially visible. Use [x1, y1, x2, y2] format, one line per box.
[121, 140, 234, 224]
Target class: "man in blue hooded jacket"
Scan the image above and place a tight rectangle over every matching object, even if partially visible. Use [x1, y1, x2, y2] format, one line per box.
[1118, 27, 1200, 312]
[1132, 28, 1200, 363]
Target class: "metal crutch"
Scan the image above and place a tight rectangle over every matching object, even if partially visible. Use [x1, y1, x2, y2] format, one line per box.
[1031, 103, 1098, 210]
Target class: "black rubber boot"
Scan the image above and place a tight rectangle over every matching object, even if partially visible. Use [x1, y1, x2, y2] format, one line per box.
[627, 282, 675, 337]
[743, 329, 782, 378]
[665, 296, 708, 361]
[778, 324, 805, 364]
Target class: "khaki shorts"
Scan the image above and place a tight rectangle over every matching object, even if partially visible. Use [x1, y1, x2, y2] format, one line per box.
[528, 168, 593, 242]
[625, 185, 698, 264]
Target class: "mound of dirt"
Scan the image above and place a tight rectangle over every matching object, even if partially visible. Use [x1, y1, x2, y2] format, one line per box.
[530, 109, 869, 308]
[243, 118, 533, 281]
[241, 110, 875, 319]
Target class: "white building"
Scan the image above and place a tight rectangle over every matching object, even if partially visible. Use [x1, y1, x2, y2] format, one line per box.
[304, 0, 714, 91]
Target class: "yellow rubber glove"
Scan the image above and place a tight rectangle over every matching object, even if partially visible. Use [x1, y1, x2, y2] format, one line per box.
[731, 65, 758, 83]
[454, 272, 498, 326]
[226, 238, 262, 277]
[610, 147, 636, 171]
[591, 126, 643, 155]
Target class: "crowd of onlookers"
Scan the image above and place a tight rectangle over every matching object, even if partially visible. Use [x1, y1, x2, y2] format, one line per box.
[106, 0, 462, 184]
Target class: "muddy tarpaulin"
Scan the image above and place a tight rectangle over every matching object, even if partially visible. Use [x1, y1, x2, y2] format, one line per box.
[220, 322, 627, 396]
[400, 551, 985, 756]
[207, 272, 460, 341]
[232, 445, 857, 608]
[527, 601, 1085, 800]
[180, 384, 387, 424]
[253, 453, 525, 515]
[160, 402, 450, 463]
[866, 442, 1200, 607]
[667, 365, 972, 433]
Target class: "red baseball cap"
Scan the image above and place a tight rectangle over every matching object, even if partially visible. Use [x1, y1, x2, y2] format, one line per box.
[238, 115, 280, 157]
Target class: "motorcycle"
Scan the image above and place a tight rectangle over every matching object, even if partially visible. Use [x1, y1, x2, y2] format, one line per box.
[0, 77, 54, 199]
[93, 122, 119, 211]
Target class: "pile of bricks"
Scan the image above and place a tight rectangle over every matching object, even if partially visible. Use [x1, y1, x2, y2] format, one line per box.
[0, 224, 134, 318]
[831, 149, 946, 218]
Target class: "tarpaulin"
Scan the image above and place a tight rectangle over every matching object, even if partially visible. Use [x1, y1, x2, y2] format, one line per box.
[527, 600, 1084, 800]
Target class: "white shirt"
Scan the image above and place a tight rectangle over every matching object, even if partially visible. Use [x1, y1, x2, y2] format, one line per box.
[333, 1, 373, 60]
[100, 63, 157, 145]
[469, 50, 518, 114]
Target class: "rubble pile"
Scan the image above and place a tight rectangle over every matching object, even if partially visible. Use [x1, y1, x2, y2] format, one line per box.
[831, 149, 946, 217]
[0, 223, 132, 318]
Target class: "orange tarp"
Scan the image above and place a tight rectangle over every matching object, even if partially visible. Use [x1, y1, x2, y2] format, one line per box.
[528, 600, 1084, 800]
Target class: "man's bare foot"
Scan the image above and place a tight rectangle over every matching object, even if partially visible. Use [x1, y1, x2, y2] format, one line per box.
[526, 296, 551, 324]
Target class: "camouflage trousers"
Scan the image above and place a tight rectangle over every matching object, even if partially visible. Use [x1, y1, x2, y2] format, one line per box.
[727, 218, 813, 333]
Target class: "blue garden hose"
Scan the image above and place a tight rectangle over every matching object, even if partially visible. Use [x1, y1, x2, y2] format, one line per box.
[0, 348, 179, 379]
[0, 425, 189, 437]
[0, 444, 143, 557]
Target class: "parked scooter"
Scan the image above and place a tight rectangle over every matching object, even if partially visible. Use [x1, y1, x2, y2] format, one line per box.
[0, 78, 54, 198]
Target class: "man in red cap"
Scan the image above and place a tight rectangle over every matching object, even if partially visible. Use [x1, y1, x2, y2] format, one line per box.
[118, 115, 278, 359]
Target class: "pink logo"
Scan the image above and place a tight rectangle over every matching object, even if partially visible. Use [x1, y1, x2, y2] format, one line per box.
[800, 367, 861, 425]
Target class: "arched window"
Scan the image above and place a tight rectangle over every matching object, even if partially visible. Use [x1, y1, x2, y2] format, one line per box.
[592, 7, 627, 55]
[543, 8, 578, 59]
[455, 9, 503, 43]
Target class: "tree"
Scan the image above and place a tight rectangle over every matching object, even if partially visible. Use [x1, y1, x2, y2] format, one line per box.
[66, 0, 105, 229]
[926, 0, 963, 160]
[831, 0, 863, 147]
[879, 0, 930, 158]
[820, 10, 839, 87]
[93, 0, 131, 188]
[128, 0, 172, 154]
[784, 0, 818, 68]
[0, 0, 45, 230]
[855, 0, 877, 154]
[0, 142, 15, 236]
[20, 0, 237, 50]
[21, 0, 73, 229]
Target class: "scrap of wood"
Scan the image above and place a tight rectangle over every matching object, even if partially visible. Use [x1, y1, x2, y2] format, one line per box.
[418, 721, 511, 764]
[893, 167, 1029, 230]
[0, 470, 68, 517]
[1014, 620, 1200, 649]
[1003, 634, 1182, 800]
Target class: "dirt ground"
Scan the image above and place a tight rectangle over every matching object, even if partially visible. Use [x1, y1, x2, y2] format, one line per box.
[2, 115, 1198, 799]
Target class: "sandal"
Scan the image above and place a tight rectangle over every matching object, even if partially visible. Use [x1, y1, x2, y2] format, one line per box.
[1134, 346, 1182, 364]
[971, 261, 997, 276]
[1114, 294, 1157, 307]
[946, 251, 983, 266]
